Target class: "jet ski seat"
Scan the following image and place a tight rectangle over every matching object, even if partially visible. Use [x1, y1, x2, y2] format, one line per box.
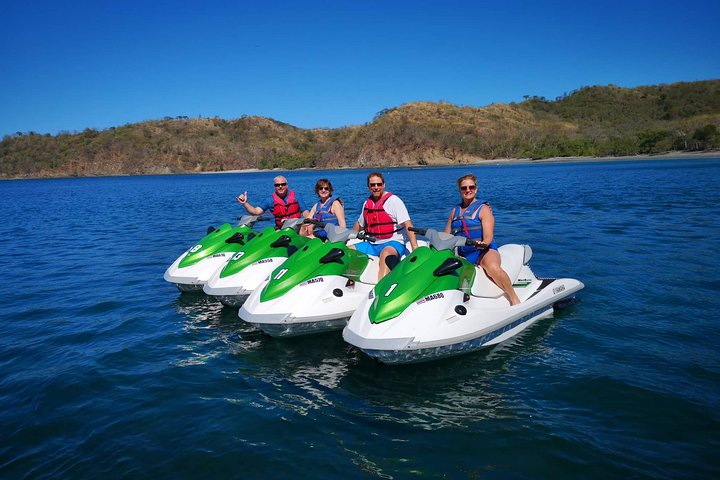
[426, 230, 468, 251]
[324, 224, 355, 243]
[471, 244, 530, 298]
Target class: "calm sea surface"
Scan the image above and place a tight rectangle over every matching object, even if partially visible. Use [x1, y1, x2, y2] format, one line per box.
[1, 159, 719, 479]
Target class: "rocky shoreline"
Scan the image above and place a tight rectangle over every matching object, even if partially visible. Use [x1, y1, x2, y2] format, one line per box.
[2, 150, 718, 180]
[202, 150, 720, 175]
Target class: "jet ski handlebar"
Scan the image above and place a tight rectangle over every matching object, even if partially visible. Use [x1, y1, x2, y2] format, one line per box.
[302, 219, 377, 242]
[237, 215, 269, 227]
[408, 227, 488, 251]
[302, 218, 326, 228]
[466, 239, 490, 249]
[321, 224, 376, 243]
[279, 217, 306, 230]
[356, 231, 376, 242]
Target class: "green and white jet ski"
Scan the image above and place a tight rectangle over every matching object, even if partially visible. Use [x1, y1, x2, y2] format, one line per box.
[238, 223, 380, 337]
[343, 228, 584, 364]
[164, 215, 263, 292]
[202, 218, 310, 307]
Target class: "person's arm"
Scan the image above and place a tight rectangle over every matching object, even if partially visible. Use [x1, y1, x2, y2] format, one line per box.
[295, 192, 310, 218]
[479, 204, 495, 245]
[332, 200, 346, 228]
[236, 191, 264, 216]
[353, 211, 363, 231]
[443, 208, 455, 234]
[392, 196, 417, 249]
[299, 205, 318, 236]
[403, 219, 418, 249]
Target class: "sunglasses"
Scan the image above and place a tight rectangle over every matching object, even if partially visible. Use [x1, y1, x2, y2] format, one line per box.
[274, 182, 287, 187]
[460, 185, 477, 191]
[368, 182, 384, 187]
[317, 186, 330, 191]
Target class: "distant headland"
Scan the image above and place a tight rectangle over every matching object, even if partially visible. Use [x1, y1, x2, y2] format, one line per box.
[2, 79, 719, 179]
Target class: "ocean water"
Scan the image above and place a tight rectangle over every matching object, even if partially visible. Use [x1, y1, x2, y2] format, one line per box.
[1, 158, 719, 479]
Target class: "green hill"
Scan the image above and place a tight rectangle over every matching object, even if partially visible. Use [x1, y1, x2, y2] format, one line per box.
[2, 79, 719, 178]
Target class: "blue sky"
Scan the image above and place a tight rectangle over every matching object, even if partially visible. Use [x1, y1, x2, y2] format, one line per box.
[1, 0, 719, 137]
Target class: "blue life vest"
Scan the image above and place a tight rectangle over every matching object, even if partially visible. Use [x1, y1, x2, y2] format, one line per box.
[450, 200, 497, 256]
[313, 196, 340, 225]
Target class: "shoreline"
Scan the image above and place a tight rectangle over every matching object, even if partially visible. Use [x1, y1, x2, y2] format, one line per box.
[204, 150, 720, 174]
[489, 150, 720, 165]
[2, 151, 718, 180]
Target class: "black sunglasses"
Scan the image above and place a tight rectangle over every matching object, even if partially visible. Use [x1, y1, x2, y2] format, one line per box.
[369, 182, 384, 187]
[274, 182, 287, 187]
[460, 185, 477, 191]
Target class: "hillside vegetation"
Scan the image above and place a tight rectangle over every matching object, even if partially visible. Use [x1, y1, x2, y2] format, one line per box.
[2, 80, 719, 178]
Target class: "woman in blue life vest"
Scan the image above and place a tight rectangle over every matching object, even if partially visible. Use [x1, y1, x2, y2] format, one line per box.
[236, 175, 309, 227]
[444, 174, 520, 306]
[300, 178, 346, 238]
[351, 172, 418, 282]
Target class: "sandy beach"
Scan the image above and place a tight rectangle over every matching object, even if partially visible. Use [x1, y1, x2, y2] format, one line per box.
[7, 151, 716, 180]
[202, 150, 719, 175]
[508, 150, 720, 164]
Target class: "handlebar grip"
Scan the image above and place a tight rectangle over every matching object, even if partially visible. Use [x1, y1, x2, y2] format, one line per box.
[407, 227, 427, 235]
[466, 239, 489, 249]
[239, 215, 269, 222]
[357, 231, 376, 242]
[303, 218, 326, 228]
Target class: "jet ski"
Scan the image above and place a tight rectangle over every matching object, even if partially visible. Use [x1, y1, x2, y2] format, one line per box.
[202, 218, 310, 307]
[238, 223, 380, 337]
[343, 228, 584, 364]
[164, 215, 263, 292]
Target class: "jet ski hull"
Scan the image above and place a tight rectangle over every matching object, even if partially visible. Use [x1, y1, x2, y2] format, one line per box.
[201, 222, 311, 307]
[164, 223, 255, 291]
[238, 229, 382, 336]
[344, 259, 584, 364]
[203, 256, 288, 307]
[164, 251, 236, 292]
[239, 275, 374, 337]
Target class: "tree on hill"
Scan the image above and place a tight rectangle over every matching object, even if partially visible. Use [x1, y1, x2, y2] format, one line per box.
[1, 79, 719, 178]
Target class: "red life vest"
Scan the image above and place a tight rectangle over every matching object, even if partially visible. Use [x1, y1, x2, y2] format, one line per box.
[272, 190, 301, 227]
[363, 192, 397, 239]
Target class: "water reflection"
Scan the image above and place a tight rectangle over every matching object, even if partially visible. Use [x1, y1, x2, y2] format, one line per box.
[338, 316, 563, 430]
[232, 333, 356, 416]
[174, 293, 252, 332]
[173, 293, 264, 366]
[171, 288, 572, 430]
[173, 292, 356, 414]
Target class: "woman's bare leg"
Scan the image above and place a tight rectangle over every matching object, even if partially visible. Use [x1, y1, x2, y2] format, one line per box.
[480, 250, 521, 306]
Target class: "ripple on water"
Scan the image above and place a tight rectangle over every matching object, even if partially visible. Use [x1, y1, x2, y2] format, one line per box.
[2, 161, 720, 479]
